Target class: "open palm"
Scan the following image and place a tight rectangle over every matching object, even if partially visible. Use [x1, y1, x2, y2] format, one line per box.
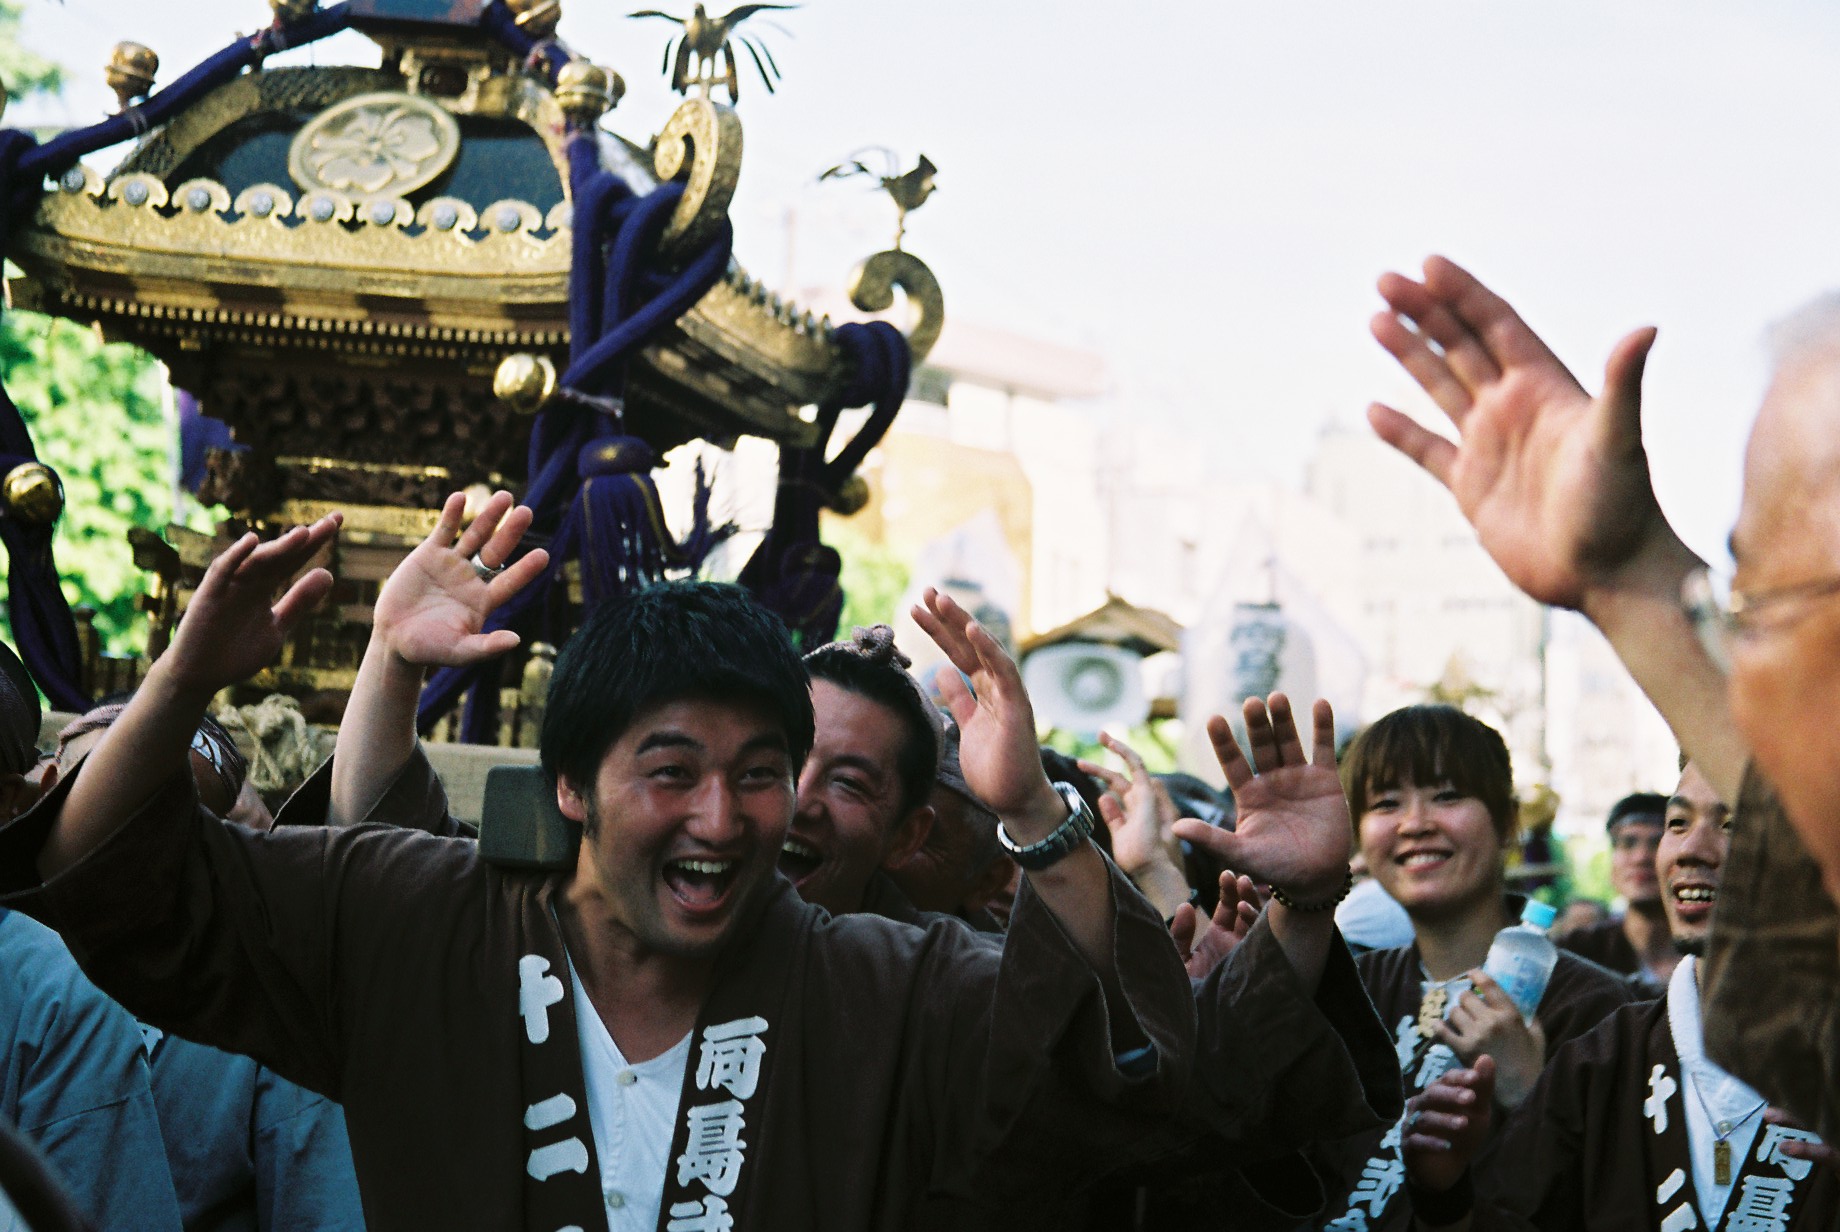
[1368, 256, 1678, 611]
[1173, 695, 1351, 903]
[911, 587, 1057, 823]
[372, 491, 549, 668]
[165, 516, 342, 695]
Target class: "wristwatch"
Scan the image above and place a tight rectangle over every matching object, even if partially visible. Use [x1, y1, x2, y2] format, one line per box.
[998, 781, 1096, 871]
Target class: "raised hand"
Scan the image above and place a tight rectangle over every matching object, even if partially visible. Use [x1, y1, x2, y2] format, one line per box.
[372, 490, 549, 669]
[1436, 971, 1547, 1109]
[164, 515, 343, 698]
[1171, 695, 1352, 905]
[1169, 870, 1262, 979]
[1403, 1055, 1496, 1198]
[1080, 733, 1188, 913]
[910, 588, 1063, 840]
[1369, 256, 1693, 611]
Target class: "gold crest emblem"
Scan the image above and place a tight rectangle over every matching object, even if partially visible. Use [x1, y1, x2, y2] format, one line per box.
[288, 92, 461, 199]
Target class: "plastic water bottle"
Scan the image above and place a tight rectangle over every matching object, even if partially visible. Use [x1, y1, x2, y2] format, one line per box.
[1483, 900, 1560, 1021]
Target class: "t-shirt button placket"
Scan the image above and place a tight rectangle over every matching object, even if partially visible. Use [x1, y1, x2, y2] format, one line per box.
[615, 1070, 637, 1087]
[606, 1191, 626, 1209]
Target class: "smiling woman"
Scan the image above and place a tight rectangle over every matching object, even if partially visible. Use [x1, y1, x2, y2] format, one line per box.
[1302, 703, 1638, 1232]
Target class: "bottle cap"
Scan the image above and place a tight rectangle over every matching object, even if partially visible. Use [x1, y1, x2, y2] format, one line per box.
[1521, 900, 1558, 931]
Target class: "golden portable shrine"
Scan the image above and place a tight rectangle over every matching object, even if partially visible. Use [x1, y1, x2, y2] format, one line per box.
[0, 0, 943, 744]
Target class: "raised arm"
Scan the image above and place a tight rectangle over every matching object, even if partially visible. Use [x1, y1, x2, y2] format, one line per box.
[911, 588, 1155, 1042]
[328, 491, 546, 827]
[1369, 256, 1744, 800]
[1171, 696, 1352, 992]
[1079, 732, 1191, 919]
[40, 517, 342, 879]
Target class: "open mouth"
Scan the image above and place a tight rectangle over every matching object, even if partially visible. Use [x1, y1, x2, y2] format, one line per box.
[662, 857, 741, 912]
[1671, 883, 1717, 914]
[1398, 850, 1453, 870]
[778, 837, 822, 882]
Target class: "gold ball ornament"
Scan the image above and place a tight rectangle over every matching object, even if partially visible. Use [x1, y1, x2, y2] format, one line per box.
[506, 0, 562, 38]
[555, 61, 621, 125]
[494, 354, 557, 415]
[106, 42, 159, 112]
[269, 0, 320, 22]
[826, 475, 871, 516]
[2, 463, 64, 525]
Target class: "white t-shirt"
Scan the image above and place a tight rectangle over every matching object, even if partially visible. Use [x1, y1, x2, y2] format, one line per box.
[1667, 954, 1768, 1227]
[568, 961, 692, 1232]
[0, 1183, 24, 1232]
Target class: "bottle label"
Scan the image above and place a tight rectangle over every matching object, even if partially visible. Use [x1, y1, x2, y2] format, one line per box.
[1493, 954, 1547, 1019]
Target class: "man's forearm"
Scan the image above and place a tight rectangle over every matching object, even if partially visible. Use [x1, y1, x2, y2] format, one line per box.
[41, 660, 209, 879]
[327, 636, 424, 827]
[1580, 537, 1747, 804]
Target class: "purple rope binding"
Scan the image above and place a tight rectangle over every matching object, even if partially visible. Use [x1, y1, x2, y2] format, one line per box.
[739, 320, 911, 647]
[417, 124, 735, 739]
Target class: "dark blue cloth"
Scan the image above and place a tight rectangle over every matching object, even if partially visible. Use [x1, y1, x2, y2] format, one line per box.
[0, 906, 183, 1231]
[140, 1029, 365, 1232]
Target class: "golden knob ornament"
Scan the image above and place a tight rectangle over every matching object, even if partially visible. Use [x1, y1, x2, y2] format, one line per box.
[2, 463, 64, 525]
[494, 354, 558, 415]
[506, 0, 562, 38]
[555, 61, 622, 125]
[106, 42, 159, 112]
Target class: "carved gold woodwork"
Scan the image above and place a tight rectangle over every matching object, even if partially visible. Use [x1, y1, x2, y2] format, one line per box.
[653, 96, 742, 260]
[848, 249, 944, 365]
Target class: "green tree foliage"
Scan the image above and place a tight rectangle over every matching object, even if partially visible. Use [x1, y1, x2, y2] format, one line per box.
[0, 0, 63, 102]
[0, 310, 171, 652]
[825, 514, 911, 636]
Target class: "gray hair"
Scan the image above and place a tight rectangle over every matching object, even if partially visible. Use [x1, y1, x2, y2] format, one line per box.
[1766, 291, 1840, 374]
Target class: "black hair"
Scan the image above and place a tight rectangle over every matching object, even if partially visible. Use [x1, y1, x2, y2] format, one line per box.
[804, 626, 941, 817]
[1606, 791, 1668, 833]
[1340, 704, 1517, 839]
[541, 581, 815, 791]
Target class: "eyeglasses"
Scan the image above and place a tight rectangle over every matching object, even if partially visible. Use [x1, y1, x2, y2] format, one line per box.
[1682, 566, 1840, 673]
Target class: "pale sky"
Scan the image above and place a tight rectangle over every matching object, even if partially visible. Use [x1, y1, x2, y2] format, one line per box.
[18, 0, 1840, 565]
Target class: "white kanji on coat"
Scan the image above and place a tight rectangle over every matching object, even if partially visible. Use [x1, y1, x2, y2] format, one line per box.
[1725, 1174, 1795, 1232]
[1349, 1155, 1405, 1217]
[1415, 1043, 1458, 1091]
[676, 1100, 748, 1197]
[665, 1196, 734, 1232]
[1755, 1123, 1819, 1183]
[1393, 1016, 1419, 1072]
[1645, 1064, 1677, 1134]
[1323, 1211, 1370, 1232]
[697, 1017, 769, 1100]
[519, 954, 565, 1045]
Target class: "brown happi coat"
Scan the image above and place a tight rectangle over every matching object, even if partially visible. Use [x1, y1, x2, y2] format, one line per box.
[1309, 929, 1638, 1231]
[1469, 993, 1838, 1230]
[0, 764, 1196, 1232]
[1700, 765, 1840, 1143]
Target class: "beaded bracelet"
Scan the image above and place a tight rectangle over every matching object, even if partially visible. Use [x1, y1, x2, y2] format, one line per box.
[1269, 865, 1355, 912]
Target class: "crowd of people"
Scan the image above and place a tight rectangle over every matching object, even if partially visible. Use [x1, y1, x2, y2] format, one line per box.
[0, 255, 1837, 1230]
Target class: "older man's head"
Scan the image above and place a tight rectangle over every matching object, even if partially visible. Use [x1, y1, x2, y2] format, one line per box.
[1729, 295, 1840, 895]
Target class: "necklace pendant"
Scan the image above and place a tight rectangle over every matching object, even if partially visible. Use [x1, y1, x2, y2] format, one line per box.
[1417, 987, 1448, 1039]
[1714, 1139, 1732, 1186]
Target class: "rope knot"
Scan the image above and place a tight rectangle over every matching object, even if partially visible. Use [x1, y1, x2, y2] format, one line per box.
[843, 623, 911, 670]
